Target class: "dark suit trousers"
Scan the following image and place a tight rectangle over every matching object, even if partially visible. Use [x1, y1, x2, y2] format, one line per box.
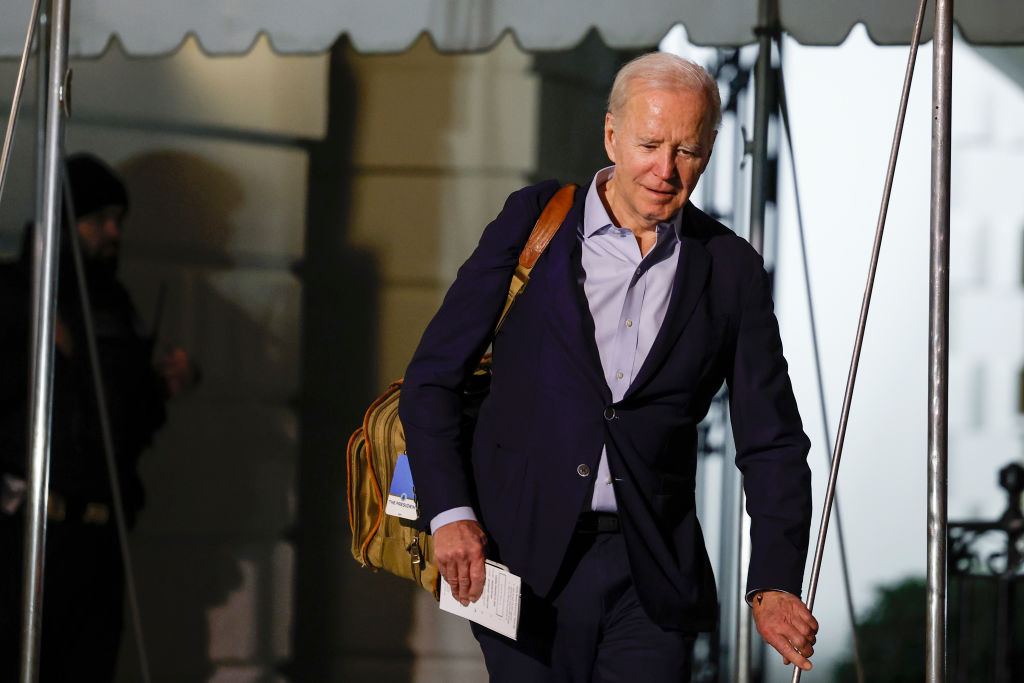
[473, 529, 695, 682]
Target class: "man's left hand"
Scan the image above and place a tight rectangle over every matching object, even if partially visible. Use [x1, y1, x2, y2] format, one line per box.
[751, 590, 818, 671]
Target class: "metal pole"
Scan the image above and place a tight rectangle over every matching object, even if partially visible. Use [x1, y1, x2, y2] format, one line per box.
[737, 2, 778, 680]
[790, 1, 930, 681]
[717, 96, 749, 683]
[20, 0, 70, 680]
[927, 0, 953, 679]
[717, 417, 741, 680]
[30, 4, 51, 445]
[736, 501, 753, 682]
[36, 4, 50, 225]
[0, 0, 43, 207]
[747, 0, 775, 257]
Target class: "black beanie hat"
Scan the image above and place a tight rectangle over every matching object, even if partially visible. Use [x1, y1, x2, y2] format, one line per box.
[66, 153, 129, 220]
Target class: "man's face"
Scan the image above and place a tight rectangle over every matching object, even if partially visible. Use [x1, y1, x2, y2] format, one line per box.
[75, 204, 125, 265]
[603, 86, 716, 231]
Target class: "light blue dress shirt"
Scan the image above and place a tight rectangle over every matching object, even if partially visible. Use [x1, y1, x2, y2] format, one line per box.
[581, 166, 682, 512]
[429, 166, 683, 531]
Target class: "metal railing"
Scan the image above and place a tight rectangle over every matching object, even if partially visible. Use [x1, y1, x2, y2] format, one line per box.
[948, 462, 1024, 683]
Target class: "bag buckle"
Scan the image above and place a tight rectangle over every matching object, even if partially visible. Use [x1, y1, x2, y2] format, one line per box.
[407, 538, 422, 566]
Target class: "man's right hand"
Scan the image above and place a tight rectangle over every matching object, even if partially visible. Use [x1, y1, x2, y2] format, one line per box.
[433, 519, 487, 606]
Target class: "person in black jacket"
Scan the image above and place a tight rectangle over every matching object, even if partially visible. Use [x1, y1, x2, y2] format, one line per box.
[399, 54, 817, 681]
[0, 153, 193, 681]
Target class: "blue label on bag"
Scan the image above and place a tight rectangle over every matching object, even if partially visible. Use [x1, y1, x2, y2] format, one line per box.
[385, 453, 419, 520]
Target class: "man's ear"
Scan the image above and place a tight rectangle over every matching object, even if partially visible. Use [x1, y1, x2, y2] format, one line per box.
[603, 112, 617, 164]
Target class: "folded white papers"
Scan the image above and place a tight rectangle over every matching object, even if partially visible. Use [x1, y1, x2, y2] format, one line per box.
[439, 560, 521, 640]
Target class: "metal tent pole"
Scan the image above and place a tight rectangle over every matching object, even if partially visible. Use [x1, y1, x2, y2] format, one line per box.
[789, 0, 930, 681]
[927, 0, 953, 679]
[0, 0, 43, 206]
[736, 1, 778, 680]
[36, 5, 50, 224]
[29, 0, 51, 535]
[748, 0, 775, 257]
[19, 0, 70, 680]
[735, 498, 753, 683]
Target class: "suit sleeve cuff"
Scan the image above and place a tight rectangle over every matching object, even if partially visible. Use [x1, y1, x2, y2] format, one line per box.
[745, 588, 795, 606]
[429, 507, 478, 535]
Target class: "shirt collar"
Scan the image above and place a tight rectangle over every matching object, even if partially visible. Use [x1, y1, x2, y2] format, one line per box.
[582, 165, 685, 241]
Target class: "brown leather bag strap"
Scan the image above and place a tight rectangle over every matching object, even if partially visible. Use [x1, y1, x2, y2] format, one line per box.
[495, 183, 578, 333]
[518, 183, 578, 269]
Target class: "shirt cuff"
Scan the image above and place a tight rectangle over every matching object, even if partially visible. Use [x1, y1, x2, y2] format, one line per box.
[746, 588, 795, 606]
[429, 506, 478, 535]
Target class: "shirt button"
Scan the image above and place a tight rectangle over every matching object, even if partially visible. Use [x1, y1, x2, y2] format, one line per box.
[604, 407, 616, 420]
[635, 268, 642, 277]
[616, 371, 624, 380]
[625, 319, 633, 328]
[577, 464, 591, 477]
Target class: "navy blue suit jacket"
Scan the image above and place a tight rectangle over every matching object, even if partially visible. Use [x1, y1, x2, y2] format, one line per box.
[399, 180, 811, 632]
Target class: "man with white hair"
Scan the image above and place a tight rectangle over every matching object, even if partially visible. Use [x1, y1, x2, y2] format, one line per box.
[400, 52, 818, 681]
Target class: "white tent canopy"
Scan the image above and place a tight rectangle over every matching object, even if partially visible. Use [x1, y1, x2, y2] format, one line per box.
[1, 0, 1023, 58]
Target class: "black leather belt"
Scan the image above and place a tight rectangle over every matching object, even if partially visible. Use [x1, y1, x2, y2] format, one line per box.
[575, 511, 620, 534]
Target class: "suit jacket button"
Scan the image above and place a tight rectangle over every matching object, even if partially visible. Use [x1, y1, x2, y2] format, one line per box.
[577, 464, 591, 477]
[603, 407, 616, 420]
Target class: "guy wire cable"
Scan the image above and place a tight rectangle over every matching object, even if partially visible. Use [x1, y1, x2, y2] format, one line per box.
[61, 164, 153, 683]
[774, 49, 865, 683]
[0, 0, 44, 208]
[789, 0, 930, 680]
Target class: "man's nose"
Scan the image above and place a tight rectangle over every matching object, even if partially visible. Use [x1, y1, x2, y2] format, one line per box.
[652, 149, 676, 180]
[103, 218, 121, 238]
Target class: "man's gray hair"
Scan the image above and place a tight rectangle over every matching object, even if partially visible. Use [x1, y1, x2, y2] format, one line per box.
[607, 52, 722, 129]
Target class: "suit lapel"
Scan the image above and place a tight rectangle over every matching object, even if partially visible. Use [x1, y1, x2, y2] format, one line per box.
[623, 211, 712, 400]
[541, 182, 610, 401]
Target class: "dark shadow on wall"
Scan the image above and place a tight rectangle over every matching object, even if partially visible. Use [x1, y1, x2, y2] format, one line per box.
[110, 151, 295, 681]
[103, 35, 466, 681]
[286, 38, 420, 682]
